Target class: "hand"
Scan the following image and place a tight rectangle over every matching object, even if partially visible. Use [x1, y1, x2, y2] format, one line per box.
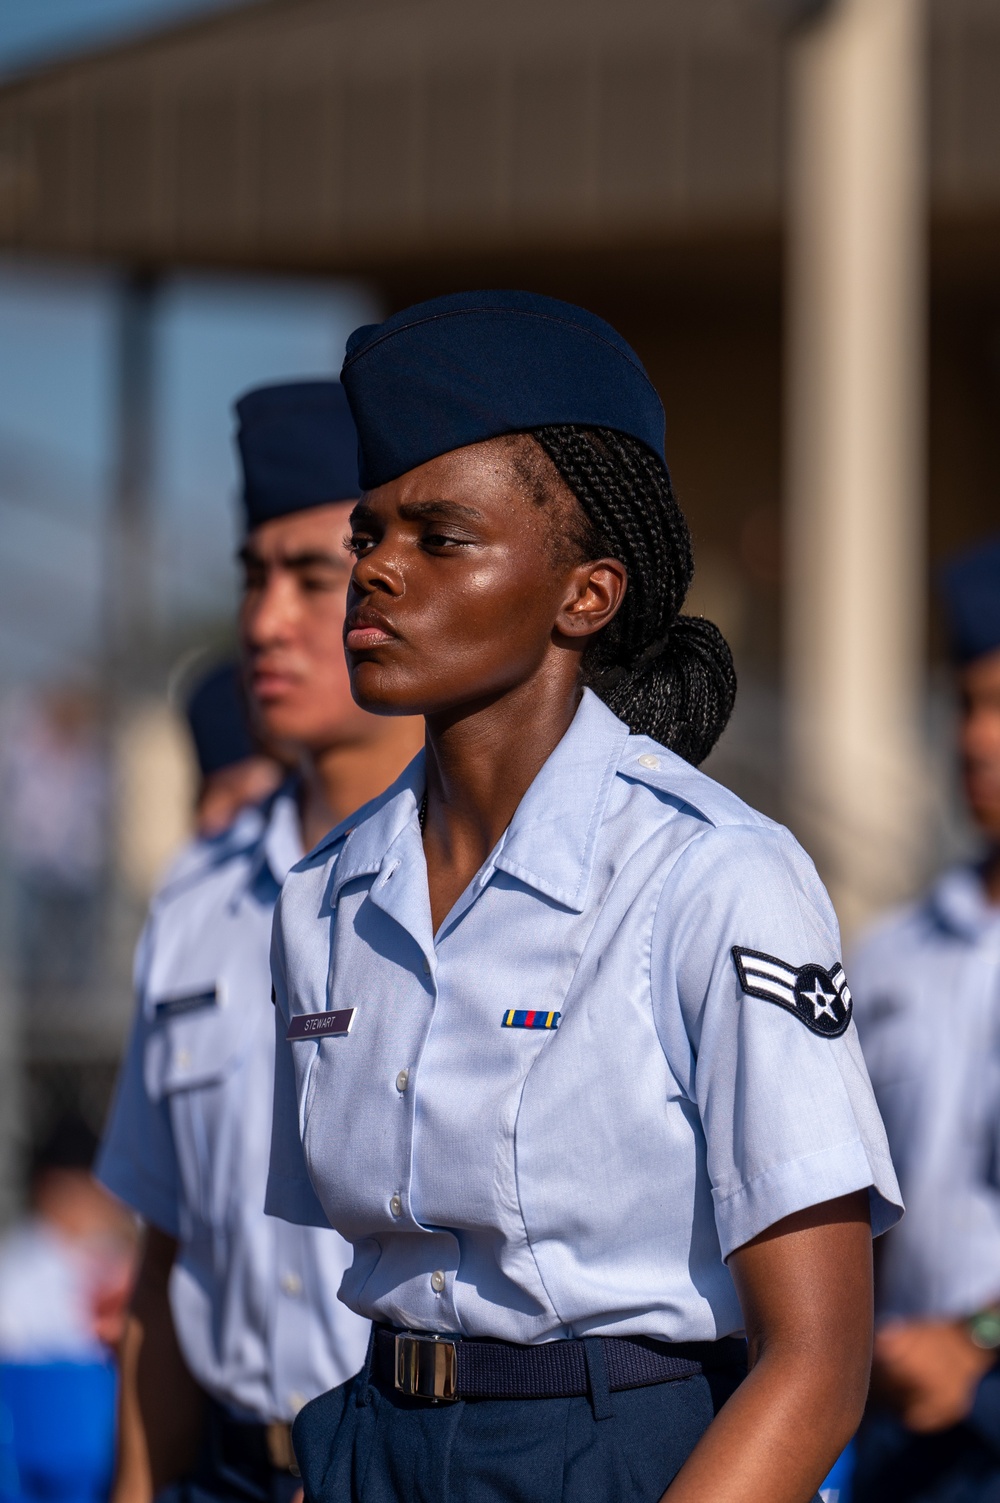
[873, 1320, 996, 1432]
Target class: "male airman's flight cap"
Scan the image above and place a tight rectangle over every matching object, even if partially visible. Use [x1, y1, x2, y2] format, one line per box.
[340, 290, 667, 490]
[235, 380, 360, 528]
[185, 662, 256, 778]
[940, 535, 1000, 665]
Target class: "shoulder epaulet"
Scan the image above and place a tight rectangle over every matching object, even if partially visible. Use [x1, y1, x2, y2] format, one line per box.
[617, 736, 778, 834]
[150, 802, 267, 904]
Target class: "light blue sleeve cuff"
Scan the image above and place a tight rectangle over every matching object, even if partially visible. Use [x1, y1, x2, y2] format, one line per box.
[713, 1136, 904, 1260]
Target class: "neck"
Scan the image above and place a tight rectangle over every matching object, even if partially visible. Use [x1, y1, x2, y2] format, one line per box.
[297, 720, 425, 851]
[984, 847, 1000, 907]
[422, 666, 582, 928]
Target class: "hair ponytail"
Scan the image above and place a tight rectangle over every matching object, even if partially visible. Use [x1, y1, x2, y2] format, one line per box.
[531, 425, 736, 765]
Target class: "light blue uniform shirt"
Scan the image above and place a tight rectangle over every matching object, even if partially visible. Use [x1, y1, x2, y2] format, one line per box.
[266, 691, 901, 1345]
[97, 785, 371, 1422]
[851, 865, 1000, 1322]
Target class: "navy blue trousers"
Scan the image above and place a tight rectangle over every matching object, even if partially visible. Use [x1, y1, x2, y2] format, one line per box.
[292, 1354, 748, 1503]
[157, 1478, 299, 1503]
[853, 1408, 1000, 1503]
[156, 1402, 301, 1503]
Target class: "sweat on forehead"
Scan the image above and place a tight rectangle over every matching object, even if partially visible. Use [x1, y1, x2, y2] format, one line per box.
[501, 435, 603, 568]
[356, 434, 598, 572]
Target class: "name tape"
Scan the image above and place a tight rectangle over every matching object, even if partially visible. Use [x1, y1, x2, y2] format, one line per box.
[286, 1009, 356, 1041]
[155, 987, 218, 1019]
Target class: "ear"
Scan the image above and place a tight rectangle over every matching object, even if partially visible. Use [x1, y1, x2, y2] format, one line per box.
[554, 558, 628, 643]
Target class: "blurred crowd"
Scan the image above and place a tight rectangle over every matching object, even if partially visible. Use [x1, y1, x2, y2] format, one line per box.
[0, 687, 109, 1009]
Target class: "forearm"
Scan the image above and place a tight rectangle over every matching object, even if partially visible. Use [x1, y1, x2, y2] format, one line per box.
[113, 1310, 154, 1503]
[661, 1192, 873, 1503]
[662, 1344, 860, 1503]
[112, 1232, 206, 1503]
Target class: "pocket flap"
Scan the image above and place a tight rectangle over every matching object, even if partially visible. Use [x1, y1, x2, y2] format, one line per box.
[143, 981, 251, 1096]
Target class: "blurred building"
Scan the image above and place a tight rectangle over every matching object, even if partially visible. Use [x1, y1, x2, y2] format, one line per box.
[0, 0, 996, 911]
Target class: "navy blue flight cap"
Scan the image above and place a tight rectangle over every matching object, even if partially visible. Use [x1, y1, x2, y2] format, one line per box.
[340, 290, 667, 490]
[940, 535, 1000, 665]
[235, 380, 360, 528]
[185, 662, 256, 778]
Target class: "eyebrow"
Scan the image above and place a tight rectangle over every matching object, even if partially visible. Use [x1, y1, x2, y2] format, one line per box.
[349, 499, 484, 527]
[401, 499, 484, 523]
[237, 545, 349, 570]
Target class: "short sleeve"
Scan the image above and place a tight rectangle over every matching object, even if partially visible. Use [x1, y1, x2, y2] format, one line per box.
[849, 904, 1000, 1319]
[265, 899, 332, 1230]
[651, 823, 902, 1260]
[95, 923, 182, 1236]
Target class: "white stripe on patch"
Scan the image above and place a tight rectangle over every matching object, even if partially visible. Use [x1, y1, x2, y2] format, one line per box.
[741, 955, 799, 985]
[742, 976, 797, 1006]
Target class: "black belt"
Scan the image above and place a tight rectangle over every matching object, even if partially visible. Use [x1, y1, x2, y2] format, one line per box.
[209, 1400, 301, 1479]
[374, 1324, 747, 1403]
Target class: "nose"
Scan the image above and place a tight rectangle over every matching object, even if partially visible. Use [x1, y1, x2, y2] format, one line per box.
[349, 540, 404, 599]
[242, 572, 297, 650]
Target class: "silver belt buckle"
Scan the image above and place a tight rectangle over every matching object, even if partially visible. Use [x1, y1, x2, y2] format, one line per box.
[394, 1331, 459, 1402]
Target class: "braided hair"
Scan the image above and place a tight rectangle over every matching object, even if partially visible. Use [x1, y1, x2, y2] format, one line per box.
[528, 425, 736, 766]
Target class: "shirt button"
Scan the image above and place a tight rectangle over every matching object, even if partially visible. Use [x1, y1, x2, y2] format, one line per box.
[430, 1270, 446, 1293]
[422, 958, 431, 976]
[289, 1392, 307, 1414]
[396, 1069, 409, 1093]
[638, 753, 660, 770]
[390, 1194, 403, 1218]
[176, 1049, 192, 1070]
[280, 1272, 303, 1297]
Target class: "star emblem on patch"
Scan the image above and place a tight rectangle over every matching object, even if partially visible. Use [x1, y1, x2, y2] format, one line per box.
[730, 947, 853, 1038]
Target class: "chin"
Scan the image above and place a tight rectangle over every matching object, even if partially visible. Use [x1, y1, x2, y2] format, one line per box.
[348, 662, 425, 717]
[967, 796, 1000, 843]
[256, 705, 309, 745]
[976, 814, 1000, 845]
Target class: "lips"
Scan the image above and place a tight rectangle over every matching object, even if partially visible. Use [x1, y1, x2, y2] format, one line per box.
[249, 665, 298, 698]
[344, 607, 398, 652]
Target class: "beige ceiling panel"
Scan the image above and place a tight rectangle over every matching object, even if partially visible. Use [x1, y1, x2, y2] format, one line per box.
[0, 0, 998, 269]
[423, 66, 505, 235]
[255, 84, 342, 255]
[94, 93, 158, 252]
[596, 52, 690, 223]
[507, 60, 597, 231]
[340, 73, 423, 250]
[683, 43, 780, 219]
[173, 87, 248, 253]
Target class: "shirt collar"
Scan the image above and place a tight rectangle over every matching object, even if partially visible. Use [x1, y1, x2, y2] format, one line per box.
[328, 688, 629, 918]
[928, 863, 1000, 942]
[327, 755, 425, 900]
[246, 779, 304, 891]
[490, 689, 629, 911]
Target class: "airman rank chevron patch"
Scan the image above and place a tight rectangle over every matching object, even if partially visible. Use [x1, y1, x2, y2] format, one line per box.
[501, 1010, 560, 1030]
[731, 947, 853, 1038]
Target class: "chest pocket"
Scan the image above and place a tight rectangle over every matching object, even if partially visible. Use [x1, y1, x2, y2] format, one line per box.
[143, 982, 255, 1099]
